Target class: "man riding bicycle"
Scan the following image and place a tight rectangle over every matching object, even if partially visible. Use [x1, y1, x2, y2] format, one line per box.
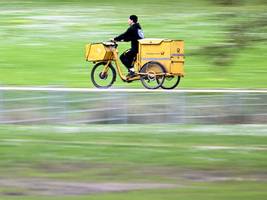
[113, 15, 144, 78]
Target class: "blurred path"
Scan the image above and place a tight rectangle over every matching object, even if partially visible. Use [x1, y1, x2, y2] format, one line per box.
[0, 86, 267, 93]
[1, 86, 266, 124]
[0, 179, 178, 196]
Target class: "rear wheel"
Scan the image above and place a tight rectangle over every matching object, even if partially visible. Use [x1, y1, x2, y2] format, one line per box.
[139, 61, 165, 89]
[159, 75, 181, 89]
[91, 62, 116, 88]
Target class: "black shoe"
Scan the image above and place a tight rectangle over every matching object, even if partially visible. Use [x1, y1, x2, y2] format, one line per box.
[126, 71, 136, 78]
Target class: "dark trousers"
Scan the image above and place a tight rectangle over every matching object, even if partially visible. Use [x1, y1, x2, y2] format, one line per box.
[120, 49, 137, 70]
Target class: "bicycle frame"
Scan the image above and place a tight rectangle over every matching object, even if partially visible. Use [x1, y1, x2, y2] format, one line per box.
[103, 45, 141, 82]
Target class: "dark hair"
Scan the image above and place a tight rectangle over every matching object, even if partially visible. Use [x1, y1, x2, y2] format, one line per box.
[129, 15, 138, 23]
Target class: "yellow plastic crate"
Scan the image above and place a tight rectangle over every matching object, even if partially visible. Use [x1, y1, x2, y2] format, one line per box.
[137, 39, 184, 75]
[85, 43, 113, 61]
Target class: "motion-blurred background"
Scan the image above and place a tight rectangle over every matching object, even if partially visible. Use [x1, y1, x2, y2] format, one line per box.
[0, 1, 267, 199]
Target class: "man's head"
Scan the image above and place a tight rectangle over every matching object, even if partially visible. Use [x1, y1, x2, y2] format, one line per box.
[128, 15, 138, 25]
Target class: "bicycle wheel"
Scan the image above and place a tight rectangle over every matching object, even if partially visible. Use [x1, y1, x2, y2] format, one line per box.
[91, 62, 116, 88]
[140, 61, 165, 89]
[159, 75, 181, 89]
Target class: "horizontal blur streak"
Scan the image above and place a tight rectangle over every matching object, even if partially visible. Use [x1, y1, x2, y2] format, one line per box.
[0, 90, 266, 124]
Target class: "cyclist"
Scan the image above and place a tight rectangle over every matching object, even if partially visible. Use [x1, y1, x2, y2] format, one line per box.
[113, 15, 144, 78]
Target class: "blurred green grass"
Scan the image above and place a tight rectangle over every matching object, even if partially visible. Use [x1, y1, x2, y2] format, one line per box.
[1, 125, 267, 176]
[0, 0, 266, 88]
[0, 124, 267, 199]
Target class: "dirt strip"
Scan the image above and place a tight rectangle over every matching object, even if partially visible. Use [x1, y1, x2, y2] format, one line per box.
[0, 179, 179, 196]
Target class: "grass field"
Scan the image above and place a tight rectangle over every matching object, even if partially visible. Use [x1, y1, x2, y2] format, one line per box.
[0, 124, 266, 199]
[0, 0, 266, 88]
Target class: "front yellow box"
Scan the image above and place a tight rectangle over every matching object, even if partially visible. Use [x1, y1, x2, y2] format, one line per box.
[85, 43, 113, 61]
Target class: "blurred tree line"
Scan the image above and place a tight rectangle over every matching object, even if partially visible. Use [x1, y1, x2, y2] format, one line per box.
[197, 0, 267, 66]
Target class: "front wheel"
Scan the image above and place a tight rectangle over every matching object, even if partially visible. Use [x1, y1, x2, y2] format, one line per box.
[91, 62, 116, 88]
[158, 75, 181, 89]
[139, 61, 166, 89]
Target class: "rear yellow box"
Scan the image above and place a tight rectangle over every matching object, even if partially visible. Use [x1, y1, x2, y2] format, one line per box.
[138, 39, 184, 75]
[85, 43, 113, 61]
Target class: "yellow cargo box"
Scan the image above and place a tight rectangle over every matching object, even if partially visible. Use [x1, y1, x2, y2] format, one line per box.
[137, 38, 184, 75]
[85, 43, 113, 61]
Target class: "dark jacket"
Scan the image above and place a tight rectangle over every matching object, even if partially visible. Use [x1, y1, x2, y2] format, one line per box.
[114, 23, 144, 53]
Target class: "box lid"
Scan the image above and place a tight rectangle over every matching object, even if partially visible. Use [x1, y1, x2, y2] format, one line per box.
[139, 38, 171, 44]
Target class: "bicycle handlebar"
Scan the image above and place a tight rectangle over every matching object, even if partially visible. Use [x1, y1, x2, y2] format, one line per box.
[103, 40, 118, 48]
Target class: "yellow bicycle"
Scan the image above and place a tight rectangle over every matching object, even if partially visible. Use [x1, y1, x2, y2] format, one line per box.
[85, 38, 185, 89]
